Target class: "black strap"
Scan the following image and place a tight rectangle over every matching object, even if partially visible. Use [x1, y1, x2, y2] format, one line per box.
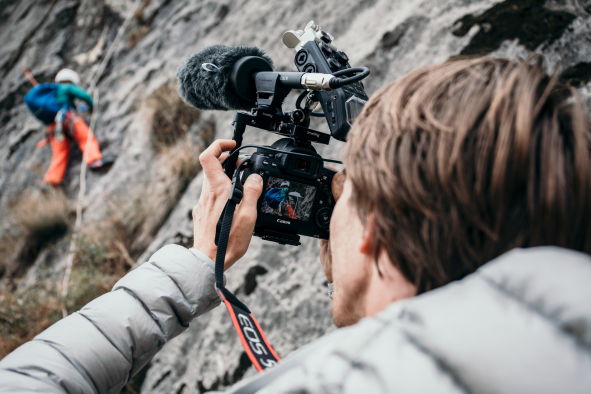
[214, 168, 281, 371]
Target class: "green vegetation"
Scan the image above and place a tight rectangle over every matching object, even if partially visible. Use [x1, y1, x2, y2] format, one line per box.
[0, 228, 132, 357]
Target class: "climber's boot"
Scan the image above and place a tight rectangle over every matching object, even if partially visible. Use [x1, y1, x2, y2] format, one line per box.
[88, 155, 115, 171]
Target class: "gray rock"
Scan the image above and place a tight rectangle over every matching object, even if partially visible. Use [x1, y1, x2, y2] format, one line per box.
[1, 0, 590, 393]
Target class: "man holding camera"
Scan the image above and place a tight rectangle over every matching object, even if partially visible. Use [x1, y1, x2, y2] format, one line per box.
[2, 57, 591, 393]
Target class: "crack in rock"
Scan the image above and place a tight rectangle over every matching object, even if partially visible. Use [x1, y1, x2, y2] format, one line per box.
[196, 352, 251, 393]
[561, 62, 591, 87]
[380, 16, 427, 50]
[241, 265, 269, 296]
[452, 0, 576, 55]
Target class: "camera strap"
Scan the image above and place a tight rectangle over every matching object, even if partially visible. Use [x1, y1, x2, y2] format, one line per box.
[215, 175, 281, 371]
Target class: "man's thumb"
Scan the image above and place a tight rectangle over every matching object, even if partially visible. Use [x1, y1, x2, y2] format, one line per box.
[241, 173, 263, 206]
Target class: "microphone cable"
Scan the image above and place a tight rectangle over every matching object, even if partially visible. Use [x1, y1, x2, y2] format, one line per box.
[329, 67, 370, 89]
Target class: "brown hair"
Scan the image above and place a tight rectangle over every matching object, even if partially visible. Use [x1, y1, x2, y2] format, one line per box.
[344, 57, 591, 293]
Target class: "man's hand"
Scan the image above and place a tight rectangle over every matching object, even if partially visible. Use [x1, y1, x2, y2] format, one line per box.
[193, 139, 263, 270]
[319, 170, 345, 283]
[320, 240, 333, 283]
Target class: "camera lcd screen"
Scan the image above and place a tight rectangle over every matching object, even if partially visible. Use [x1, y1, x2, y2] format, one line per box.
[261, 176, 317, 222]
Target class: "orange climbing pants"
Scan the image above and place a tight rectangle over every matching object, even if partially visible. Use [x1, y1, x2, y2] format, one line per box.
[43, 113, 102, 185]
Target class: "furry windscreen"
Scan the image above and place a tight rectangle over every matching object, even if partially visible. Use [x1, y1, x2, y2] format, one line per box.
[177, 45, 274, 110]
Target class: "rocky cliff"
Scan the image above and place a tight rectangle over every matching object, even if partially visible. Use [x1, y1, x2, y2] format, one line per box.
[1, 0, 590, 393]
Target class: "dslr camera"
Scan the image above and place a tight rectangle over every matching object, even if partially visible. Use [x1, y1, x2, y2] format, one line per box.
[221, 21, 370, 245]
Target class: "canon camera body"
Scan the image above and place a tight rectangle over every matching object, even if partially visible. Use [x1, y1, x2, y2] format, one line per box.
[245, 139, 334, 245]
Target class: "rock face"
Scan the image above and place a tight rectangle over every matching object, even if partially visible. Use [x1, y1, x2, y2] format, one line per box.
[1, 0, 590, 392]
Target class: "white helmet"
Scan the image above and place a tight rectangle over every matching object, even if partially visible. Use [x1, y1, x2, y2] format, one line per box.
[55, 68, 80, 85]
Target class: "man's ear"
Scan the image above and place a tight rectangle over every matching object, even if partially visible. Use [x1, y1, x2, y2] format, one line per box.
[359, 213, 377, 256]
[360, 213, 389, 279]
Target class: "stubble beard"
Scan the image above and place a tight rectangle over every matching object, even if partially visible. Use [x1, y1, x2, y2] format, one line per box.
[330, 274, 370, 328]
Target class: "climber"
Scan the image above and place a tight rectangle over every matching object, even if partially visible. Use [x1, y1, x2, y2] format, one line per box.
[24, 68, 112, 186]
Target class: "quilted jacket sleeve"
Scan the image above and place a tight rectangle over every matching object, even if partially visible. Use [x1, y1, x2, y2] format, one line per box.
[0, 244, 220, 393]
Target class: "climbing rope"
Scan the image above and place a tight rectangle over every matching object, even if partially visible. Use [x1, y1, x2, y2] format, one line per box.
[60, 1, 143, 317]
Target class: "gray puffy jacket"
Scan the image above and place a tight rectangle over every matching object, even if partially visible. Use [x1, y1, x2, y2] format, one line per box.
[1, 245, 590, 393]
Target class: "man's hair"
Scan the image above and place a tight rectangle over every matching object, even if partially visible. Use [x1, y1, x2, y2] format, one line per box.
[344, 57, 591, 293]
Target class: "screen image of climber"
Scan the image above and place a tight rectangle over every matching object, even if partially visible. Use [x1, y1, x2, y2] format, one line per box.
[261, 176, 317, 222]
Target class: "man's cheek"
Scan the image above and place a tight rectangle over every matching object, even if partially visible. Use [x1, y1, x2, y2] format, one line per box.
[320, 241, 333, 282]
[324, 254, 333, 283]
[327, 229, 339, 284]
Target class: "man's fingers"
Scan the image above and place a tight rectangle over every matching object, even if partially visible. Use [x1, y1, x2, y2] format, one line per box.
[218, 153, 247, 170]
[224, 173, 262, 269]
[332, 170, 346, 201]
[199, 139, 236, 181]
[218, 152, 230, 163]
[236, 173, 262, 227]
[236, 155, 247, 167]
[202, 139, 236, 158]
[239, 173, 263, 218]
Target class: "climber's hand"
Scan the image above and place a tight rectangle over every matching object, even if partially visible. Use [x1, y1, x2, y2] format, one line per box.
[192, 139, 263, 270]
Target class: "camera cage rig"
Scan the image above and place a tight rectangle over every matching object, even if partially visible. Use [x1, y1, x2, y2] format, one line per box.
[219, 22, 370, 246]
[220, 73, 364, 245]
[223, 63, 355, 159]
[211, 20, 371, 373]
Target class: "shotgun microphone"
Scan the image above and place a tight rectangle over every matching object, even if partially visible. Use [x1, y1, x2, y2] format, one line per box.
[177, 45, 352, 111]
